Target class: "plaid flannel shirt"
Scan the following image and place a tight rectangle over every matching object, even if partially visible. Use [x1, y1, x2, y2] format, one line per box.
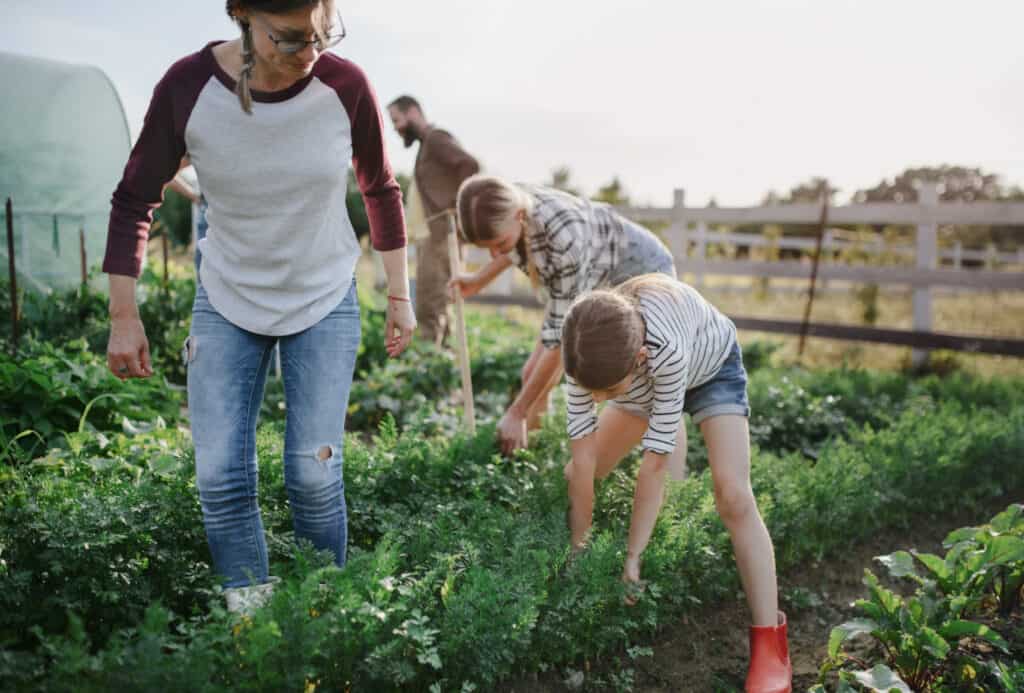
[513, 184, 625, 348]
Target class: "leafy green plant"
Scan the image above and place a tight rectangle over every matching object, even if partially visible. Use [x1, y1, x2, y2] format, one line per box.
[0, 435, 212, 651]
[939, 504, 1024, 616]
[3, 296, 1024, 692]
[136, 268, 196, 385]
[747, 375, 850, 460]
[0, 339, 182, 461]
[822, 505, 1024, 691]
[824, 570, 1009, 690]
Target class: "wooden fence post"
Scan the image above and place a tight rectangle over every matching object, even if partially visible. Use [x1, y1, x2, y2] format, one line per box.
[820, 228, 834, 291]
[5, 198, 18, 352]
[694, 219, 708, 289]
[912, 182, 940, 369]
[668, 188, 688, 272]
[80, 226, 88, 287]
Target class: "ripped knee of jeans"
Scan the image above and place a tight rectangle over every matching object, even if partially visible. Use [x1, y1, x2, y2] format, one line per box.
[181, 335, 198, 366]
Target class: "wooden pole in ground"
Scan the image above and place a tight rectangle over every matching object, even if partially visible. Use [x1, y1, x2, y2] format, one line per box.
[80, 226, 88, 287]
[911, 183, 940, 369]
[5, 198, 19, 351]
[162, 230, 169, 287]
[447, 212, 476, 434]
[798, 186, 830, 358]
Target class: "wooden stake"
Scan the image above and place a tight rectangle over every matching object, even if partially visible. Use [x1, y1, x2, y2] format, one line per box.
[162, 230, 169, 287]
[80, 226, 88, 287]
[798, 187, 829, 358]
[447, 212, 476, 434]
[5, 198, 19, 351]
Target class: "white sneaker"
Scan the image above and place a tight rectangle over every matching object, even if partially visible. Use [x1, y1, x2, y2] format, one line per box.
[224, 576, 280, 615]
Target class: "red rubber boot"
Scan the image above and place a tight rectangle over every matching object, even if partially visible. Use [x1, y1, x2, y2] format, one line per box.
[744, 611, 792, 693]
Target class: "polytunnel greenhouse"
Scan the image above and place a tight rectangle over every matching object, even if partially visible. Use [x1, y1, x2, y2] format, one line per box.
[0, 50, 130, 292]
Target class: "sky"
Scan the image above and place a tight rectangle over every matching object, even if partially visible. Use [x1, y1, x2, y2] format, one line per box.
[4, 0, 1023, 206]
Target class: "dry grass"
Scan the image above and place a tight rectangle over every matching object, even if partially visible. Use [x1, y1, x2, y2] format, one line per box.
[691, 276, 1024, 377]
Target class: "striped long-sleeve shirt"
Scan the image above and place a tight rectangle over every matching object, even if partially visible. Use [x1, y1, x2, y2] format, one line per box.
[566, 281, 737, 455]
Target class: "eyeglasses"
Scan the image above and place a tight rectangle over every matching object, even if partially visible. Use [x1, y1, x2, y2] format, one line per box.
[251, 12, 346, 54]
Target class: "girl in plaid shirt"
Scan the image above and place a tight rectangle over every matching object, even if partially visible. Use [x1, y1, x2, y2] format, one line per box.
[453, 174, 675, 454]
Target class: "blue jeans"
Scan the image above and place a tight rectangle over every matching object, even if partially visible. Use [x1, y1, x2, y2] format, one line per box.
[681, 339, 751, 424]
[608, 221, 677, 285]
[609, 338, 750, 425]
[185, 278, 360, 588]
[194, 195, 208, 275]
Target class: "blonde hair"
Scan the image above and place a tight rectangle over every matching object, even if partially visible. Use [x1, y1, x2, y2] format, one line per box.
[562, 273, 679, 391]
[614, 272, 680, 303]
[456, 174, 540, 287]
[225, 0, 336, 115]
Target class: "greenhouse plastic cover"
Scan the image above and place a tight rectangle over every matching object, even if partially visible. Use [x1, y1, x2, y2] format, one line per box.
[0, 51, 131, 292]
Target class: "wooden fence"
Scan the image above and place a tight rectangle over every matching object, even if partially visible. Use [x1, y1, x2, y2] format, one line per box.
[455, 182, 1024, 362]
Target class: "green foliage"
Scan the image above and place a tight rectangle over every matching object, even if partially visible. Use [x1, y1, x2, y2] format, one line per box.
[4, 382, 1023, 691]
[346, 170, 411, 243]
[0, 280, 109, 352]
[856, 283, 880, 325]
[346, 302, 532, 431]
[740, 339, 782, 372]
[136, 267, 196, 385]
[0, 432, 212, 653]
[0, 339, 182, 461]
[936, 504, 1024, 616]
[822, 504, 1024, 691]
[152, 188, 193, 247]
[592, 176, 630, 206]
[747, 374, 850, 460]
[0, 268, 197, 386]
[548, 165, 582, 196]
[3, 275, 1024, 691]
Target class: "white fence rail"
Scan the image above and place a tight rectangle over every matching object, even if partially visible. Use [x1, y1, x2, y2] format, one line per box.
[452, 182, 1024, 362]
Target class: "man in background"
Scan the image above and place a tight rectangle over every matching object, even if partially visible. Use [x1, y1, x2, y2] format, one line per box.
[388, 95, 480, 346]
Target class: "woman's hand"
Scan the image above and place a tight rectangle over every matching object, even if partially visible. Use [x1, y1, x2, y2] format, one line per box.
[448, 273, 483, 300]
[385, 297, 416, 357]
[107, 317, 153, 379]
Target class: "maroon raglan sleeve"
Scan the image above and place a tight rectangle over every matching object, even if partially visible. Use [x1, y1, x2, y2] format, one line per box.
[326, 57, 406, 252]
[102, 53, 208, 277]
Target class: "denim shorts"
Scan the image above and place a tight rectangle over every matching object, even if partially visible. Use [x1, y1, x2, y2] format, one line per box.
[608, 221, 677, 285]
[609, 339, 750, 425]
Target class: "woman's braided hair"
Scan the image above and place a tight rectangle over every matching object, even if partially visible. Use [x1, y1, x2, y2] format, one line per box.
[224, 0, 335, 114]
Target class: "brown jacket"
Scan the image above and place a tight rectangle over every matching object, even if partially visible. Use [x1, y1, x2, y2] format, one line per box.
[414, 127, 480, 236]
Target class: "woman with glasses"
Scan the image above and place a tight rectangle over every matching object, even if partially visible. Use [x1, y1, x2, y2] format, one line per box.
[103, 0, 414, 613]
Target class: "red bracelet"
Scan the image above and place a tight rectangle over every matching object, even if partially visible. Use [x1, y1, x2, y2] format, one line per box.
[388, 294, 411, 302]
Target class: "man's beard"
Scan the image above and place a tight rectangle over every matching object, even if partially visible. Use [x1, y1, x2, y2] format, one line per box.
[401, 127, 419, 148]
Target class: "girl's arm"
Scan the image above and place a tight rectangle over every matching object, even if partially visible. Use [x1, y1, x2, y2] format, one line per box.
[498, 344, 561, 453]
[166, 176, 199, 204]
[624, 449, 670, 574]
[567, 434, 598, 549]
[450, 253, 513, 299]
